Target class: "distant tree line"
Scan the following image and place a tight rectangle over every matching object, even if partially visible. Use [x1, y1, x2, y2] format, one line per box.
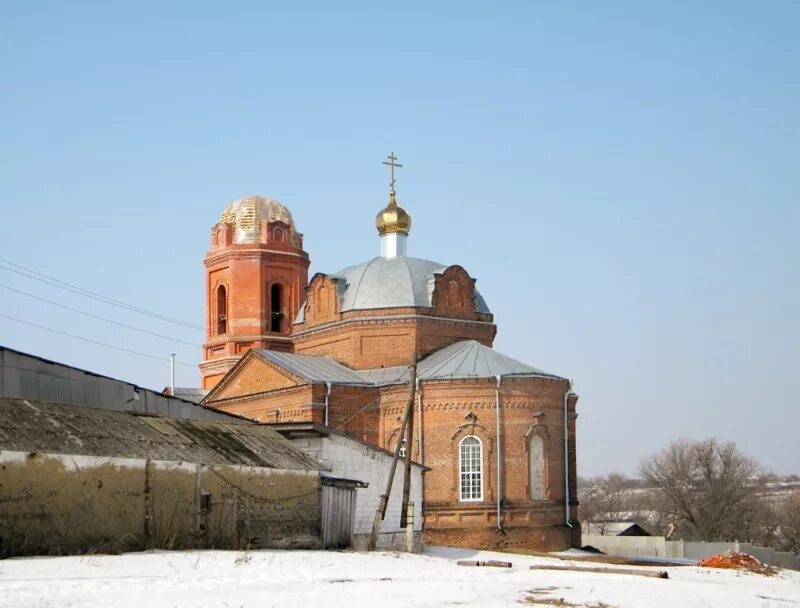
[579, 438, 800, 554]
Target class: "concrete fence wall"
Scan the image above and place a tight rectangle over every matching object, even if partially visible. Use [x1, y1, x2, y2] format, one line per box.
[582, 535, 683, 559]
[0, 449, 323, 557]
[582, 534, 800, 571]
[684, 542, 800, 571]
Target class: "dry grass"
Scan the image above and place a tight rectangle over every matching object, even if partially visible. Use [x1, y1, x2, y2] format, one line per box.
[521, 598, 582, 607]
[521, 587, 614, 607]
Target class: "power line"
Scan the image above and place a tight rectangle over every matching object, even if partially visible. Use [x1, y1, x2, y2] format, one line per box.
[0, 257, 204, 331]
[0, 283, 203, 348]
[0, 312, 197, 368]
[334, 397, 384, 431]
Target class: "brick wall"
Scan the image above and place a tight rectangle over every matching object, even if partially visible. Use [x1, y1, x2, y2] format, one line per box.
[209, 385, 316, 423]
[324, 385, 382, 445]
[387, 375, 577, 552]
[293, 310, 496, 369]
[206, 371, 579, 552]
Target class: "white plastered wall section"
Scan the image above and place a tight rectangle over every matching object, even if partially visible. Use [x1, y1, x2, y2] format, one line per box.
[287, 434, 424, 536]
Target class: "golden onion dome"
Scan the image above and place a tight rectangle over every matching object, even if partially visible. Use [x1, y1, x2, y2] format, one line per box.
[219, 195, 296, 244]
[375, 191, 411, 236]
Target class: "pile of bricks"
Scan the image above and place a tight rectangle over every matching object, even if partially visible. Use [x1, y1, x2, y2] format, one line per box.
[697, 552, 777, 576]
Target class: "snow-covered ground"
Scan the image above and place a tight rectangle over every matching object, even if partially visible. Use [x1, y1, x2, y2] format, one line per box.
[1, 546, 798, 607]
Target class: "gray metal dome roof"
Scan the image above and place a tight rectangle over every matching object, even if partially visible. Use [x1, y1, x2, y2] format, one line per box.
[334, 256, 491, 313]
[296, 256, 490, 322]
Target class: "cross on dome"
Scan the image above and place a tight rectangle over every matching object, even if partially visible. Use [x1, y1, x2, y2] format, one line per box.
[382, 152, 403, 194]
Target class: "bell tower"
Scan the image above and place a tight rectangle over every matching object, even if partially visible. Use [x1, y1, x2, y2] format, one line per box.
[200, 195, 310, 389]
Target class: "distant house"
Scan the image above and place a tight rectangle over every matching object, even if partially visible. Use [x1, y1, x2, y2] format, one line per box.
[583, 522, 652, 537]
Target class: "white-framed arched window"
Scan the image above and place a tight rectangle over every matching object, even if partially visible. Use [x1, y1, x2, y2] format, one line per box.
[459, 435, 483, 502]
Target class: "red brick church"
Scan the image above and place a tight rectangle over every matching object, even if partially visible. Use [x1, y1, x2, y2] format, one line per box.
[199, 158, 580, 550]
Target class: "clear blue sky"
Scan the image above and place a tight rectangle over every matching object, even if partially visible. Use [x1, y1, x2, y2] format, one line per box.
[1, 1, 797, 477]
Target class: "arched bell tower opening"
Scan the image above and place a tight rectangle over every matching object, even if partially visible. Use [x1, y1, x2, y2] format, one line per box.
[215, 285, 228, 335]
[200, 195, 310, 389]
[270, 283, 284, 333]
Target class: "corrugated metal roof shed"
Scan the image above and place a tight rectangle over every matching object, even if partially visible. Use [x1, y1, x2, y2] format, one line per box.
[0, 397, 325, 471]
[0, 346, 237, 422]
[255, 350, 371, 385]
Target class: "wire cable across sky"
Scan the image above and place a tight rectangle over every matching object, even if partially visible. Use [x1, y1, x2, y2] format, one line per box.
[0, 283, 203, 348]
[0, 257, 204, 330]
[0, 312, 197, 368]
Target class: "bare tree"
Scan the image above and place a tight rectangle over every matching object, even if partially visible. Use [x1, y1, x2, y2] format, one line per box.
[777, 490, 800, 553]
[639, 438, 761, 541]
[579, 473, 647, 532]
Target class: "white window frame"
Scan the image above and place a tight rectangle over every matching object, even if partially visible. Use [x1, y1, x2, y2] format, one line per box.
[459, 435, 483, 502]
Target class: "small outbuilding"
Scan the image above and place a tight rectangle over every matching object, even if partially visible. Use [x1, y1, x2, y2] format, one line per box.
[0, 397, 363, 556]
[273, 422, 427, 551]
[0, 345, 231, 421]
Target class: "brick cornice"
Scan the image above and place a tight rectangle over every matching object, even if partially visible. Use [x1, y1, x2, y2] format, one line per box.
[205, 248, 310, 266]
[198, 356, 239, 372]
[206, 383, 313, 407]
[203, 334, 293, 348]
[292, 312, 496, 339]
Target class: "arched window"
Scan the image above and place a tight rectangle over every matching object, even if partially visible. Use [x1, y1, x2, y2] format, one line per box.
[270, 283, 283, 332]
[530, 435, 546, 500]
[216, 285, 227, 335]
[459, 436, 483, 502]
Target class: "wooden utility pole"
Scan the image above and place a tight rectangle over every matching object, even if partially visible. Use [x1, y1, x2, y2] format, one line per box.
[368, 358, 417, 551]
[400, 373, 417, 528]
